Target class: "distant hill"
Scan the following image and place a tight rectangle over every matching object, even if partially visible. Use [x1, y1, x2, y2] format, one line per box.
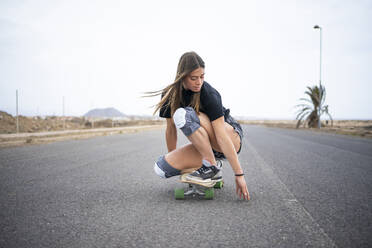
[84, 108, 126, 118]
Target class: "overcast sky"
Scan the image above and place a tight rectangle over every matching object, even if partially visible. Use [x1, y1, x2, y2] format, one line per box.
[1, 0, 371, 119]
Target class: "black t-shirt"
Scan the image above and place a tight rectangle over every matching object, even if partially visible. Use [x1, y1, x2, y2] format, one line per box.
[159, 81, 226, 122]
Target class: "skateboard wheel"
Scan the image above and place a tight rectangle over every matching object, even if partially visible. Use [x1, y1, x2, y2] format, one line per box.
[175, 188, 185, 200]
[204, 188, 214, 200]
[214, 181, 224, 189]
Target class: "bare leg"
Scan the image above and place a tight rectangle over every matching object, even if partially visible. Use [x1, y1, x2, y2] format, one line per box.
[165, 112, 241, 173]
[197, 112, 241, 154]
[165, 143, 203, 173]
[187, 125, 217, 166]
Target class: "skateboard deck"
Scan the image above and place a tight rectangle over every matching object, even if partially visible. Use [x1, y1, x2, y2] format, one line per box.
[179, 173, 216, 187]
[174, 173, 224, 200]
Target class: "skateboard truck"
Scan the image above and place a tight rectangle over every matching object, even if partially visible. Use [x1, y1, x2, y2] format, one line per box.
[185, 184, 209, 196]
[175, 183, 214, 200]
[174, 178, 224, 200]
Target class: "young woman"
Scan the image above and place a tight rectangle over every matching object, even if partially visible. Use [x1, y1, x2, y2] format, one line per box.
[149, 51, 250, 200]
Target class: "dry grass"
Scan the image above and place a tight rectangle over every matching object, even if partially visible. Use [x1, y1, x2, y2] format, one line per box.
[0, 111, 165, 134]
[0, 111, 166, 147]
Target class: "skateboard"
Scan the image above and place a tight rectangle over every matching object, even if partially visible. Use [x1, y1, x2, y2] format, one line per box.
[174, 173, 224, 200]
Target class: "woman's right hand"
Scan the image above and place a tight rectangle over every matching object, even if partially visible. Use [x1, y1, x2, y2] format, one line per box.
[235, 176, 250, 200]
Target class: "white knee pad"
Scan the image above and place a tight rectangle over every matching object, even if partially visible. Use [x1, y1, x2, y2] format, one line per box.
[173, 107, 200, 136]
[154, 162, 166, 178]
[154, 155, 181, 178]
[173, 108, 187, 129]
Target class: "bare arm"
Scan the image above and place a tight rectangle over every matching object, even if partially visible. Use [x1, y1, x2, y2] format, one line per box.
[211, 116, 243, 174]
[212, 116, 250, 200]
[165, 118, 177, 152]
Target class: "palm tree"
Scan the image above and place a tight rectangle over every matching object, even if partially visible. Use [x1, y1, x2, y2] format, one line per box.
[295, 84, 333, 128]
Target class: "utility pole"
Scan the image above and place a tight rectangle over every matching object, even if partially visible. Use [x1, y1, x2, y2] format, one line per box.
[63, 96, 65, 130]
[16, 90, 19, 133]
[314, 25, 322, 129]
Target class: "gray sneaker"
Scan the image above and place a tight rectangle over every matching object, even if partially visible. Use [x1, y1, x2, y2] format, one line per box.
[211, 160, 223, 181]
[185, 164, 220, 183]
[212, 170, 223, 181]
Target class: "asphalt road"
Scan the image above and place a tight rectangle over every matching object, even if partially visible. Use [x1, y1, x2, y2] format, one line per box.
[0, 125, 371, 247]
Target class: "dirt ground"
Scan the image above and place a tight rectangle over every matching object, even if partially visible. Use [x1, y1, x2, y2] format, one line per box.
[240, 120, 372, 139]
[1, 111, 371, 145]
[0, 111, 164, 134]
[0, 111, 166, 147]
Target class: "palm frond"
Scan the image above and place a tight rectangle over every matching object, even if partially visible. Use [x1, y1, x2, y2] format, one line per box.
[320, 84, 326, 106]
[296, 110, 311, 128]
[296, 119, 302, 128]
[295, 107, 311, 117]
[296, 110, 311, 123]
[295, 103, 312, 109]
[299, 98, 313, 104]
[295, 108, 312, 118]
[305, 91, 319, 106]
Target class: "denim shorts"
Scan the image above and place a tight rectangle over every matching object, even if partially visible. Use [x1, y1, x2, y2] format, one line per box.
[213, 110, 244, 160]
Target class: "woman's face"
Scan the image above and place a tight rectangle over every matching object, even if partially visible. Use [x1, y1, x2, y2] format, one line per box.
[183, 67, 204, 92]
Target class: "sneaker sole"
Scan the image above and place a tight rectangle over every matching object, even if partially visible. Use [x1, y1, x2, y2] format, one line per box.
[212, 176, 223, 182]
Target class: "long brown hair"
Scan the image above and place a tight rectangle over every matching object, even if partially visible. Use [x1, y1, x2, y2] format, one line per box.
[145, 51, 205, 116]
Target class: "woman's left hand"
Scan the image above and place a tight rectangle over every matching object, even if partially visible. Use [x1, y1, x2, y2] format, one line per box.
[235, 176, 250, 200]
